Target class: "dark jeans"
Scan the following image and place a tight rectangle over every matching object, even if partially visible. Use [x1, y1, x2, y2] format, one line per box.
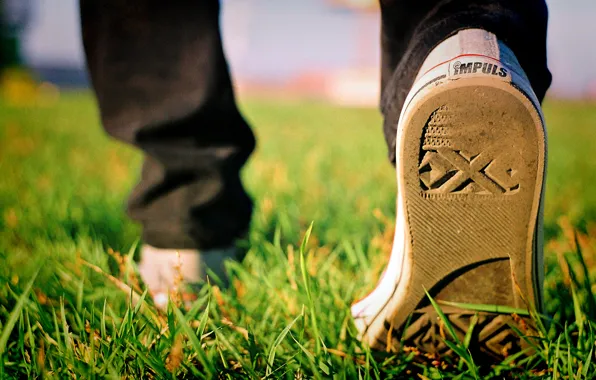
[80, 0, 551, 250]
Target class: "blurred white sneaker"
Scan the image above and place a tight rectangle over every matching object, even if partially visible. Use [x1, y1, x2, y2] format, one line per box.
[138, 244, 239, 310]
[352, 29, 546, 359]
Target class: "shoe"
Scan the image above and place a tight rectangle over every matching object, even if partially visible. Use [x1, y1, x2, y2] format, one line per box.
[352, 29, 546, 358]
[138, 244, 239, 310]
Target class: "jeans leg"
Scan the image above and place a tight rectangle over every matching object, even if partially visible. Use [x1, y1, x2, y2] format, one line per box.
[80, 0, 255, 250]
[379, 0, 551, 164]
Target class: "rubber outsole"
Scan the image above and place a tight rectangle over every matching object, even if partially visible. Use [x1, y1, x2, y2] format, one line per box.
[362, 77, 545, 358]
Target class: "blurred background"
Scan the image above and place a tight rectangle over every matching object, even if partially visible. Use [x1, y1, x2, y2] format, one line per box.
[2, 2, 596, 376]
[2, 0, 596, 105]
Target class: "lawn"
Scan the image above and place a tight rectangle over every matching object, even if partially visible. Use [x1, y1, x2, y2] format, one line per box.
[1, 92, 596, 378]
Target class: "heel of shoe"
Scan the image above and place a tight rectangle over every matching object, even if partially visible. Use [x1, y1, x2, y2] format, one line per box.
[354, 29, 546, 358]
[399, 305, 537, 360]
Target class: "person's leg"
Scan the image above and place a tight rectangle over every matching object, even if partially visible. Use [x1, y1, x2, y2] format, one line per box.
[353, 0, 550, 357]
[378, 0, 550, 163]
[80, 1, 254, 298]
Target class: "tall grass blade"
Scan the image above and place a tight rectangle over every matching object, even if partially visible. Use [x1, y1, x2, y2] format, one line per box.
[266, 311, 303, 377]
[0, 268, 40, 356]
[299, 222, 324, 355]
[172, 306, 213, 378]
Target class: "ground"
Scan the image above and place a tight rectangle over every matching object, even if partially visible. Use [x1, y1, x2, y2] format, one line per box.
[1, 93, 596, 378]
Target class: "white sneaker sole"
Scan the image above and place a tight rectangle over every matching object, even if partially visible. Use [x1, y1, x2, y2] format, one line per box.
[353, 30, 546, 358]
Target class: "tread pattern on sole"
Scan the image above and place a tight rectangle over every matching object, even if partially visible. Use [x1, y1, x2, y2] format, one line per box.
[418, 106, 521, 195]
[384, 308, 536, 360]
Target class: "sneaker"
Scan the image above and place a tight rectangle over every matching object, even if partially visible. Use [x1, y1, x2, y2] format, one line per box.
[138, 244, 239, 310]
[352, 29, 546, 358]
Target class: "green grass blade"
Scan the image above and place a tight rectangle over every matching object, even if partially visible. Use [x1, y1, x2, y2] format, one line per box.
[582, 346, 593, 378]
[60, 297, 74, 361]
[299, 222, 324, 355]
[266, 311, 303, 377]
[568, 344, 573, 379]
[573, 233, 596, 319]
[424, 290, 460, 344]
[437, 300, 530, 317]
[553, 335, 562, 380]
[197, 300, 211, 340]
[442, 340, 479, 379]
[463, 314, 478, 350]
[289, 332, 318, 375]
[0, 268, 40, 357]
[172, 305, 213, 378]
[425, 290, 479, 378]
[210, 320, 257, 378]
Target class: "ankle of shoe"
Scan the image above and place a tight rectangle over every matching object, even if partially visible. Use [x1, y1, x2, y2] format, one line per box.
[416, 29, 528, 82]
[400, 28, 541, 123]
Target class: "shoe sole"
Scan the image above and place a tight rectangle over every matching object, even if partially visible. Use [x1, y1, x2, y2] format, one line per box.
[361, 76, 545, 359]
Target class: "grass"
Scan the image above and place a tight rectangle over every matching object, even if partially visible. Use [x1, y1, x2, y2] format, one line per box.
[0, 92, 596, 378]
